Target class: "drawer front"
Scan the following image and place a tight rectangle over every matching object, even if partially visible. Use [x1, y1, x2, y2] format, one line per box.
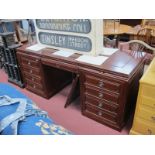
[42, 58, 77, 73]
[85, 104, 118, 123]
[141, 84, 155, 99]
[85, 75, 120, 93]
[19, 53, 40, 62]
[141, 96, 155, 109]
[24, 74, 42, 84]
[21, 57, 40, 68]
[133, 118, 155, 135]
[85, 85, 119, 103]
[137, 105, 155, 123]
[85, 94, 119, 114]
[26, 79, 44, 90]
[27, 85, 46, 97]
[22, 66, 41, 76]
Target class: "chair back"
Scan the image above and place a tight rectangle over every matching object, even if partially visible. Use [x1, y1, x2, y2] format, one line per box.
[119, 40, 155, 64]
[137, 27, 155, 46]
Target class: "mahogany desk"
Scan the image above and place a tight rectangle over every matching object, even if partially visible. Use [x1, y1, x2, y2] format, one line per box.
[16, 44, 145, 131]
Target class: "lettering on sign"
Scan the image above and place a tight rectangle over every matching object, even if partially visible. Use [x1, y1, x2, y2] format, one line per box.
[36, 19, 91, 33]
[34, 19, 103, 56]
[39, 32, 92, 52]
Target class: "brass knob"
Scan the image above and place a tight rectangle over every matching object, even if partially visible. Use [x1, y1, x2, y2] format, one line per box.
[148, 129, 152, 135]
[33, 85, 36, 88]
[98, 111, 102, 116]
[151, 116, 155, 121]
[30, 70, 32, 73]
[99, 93, 103, 98]
[98, 102, 103, 108]
[28, 62, 31, 65]
[99, 81, 104, 87]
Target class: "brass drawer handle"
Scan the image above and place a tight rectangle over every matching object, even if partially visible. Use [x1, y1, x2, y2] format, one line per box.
[98, 93, 103, 98]
[98, 103, 103, 108]
[98, 111, 102, 116]
[56, 64, 60, 68]
[151, 116, 155, 121]
[98, 81, 104, 87]
[148, 129, 152, 135]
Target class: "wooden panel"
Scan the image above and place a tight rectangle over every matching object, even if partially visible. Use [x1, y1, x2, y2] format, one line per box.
[141, 84, 155, 99]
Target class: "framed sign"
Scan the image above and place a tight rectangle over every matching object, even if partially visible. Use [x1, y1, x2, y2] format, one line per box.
[34, 19, 103, 56]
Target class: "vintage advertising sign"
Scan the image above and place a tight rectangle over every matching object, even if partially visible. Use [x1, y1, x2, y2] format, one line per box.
[34, 19, 103, 56]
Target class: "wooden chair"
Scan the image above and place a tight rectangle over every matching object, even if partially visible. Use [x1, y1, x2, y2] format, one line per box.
[136, 27, 155, 46]
[104, 36, 117, 48]
[119, 40, 155, 66]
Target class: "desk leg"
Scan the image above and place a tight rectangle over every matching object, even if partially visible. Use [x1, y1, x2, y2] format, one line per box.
[64, 74, 80, 108]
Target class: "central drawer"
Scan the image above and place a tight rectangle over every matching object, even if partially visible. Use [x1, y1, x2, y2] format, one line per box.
[141, 84, 155, 99]
[85, 85, 119, 103]
[85, 75, 120, 93]
[42, 58, 78, 73]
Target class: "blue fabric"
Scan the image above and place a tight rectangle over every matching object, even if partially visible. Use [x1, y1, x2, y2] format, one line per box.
[0, 83, 72, 135]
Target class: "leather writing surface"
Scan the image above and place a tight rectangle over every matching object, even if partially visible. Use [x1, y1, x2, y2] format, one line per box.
[102, 51, 143, 77]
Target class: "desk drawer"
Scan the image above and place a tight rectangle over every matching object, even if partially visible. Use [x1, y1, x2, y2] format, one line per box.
[22, 66, 41, 76]
[137, 105, 155, 123]
[24, 74, 42, 84]
[21, 57, 40, 68]
[27, 85, 46, 97]
[26, 79, 44, 90]
[133, 118, 155, 135]
[85, 104, 118, 123]
[42, 58, 77, 73]
[85, 75, 120, 93]
[85, 85, 119, 103]
[85, 94, 119, 114]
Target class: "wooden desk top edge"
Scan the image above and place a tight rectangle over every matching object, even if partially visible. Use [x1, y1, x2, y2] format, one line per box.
[17, 44, 145, 78]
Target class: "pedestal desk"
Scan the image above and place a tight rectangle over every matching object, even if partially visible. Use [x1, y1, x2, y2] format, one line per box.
[16, 44, 145, 131]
